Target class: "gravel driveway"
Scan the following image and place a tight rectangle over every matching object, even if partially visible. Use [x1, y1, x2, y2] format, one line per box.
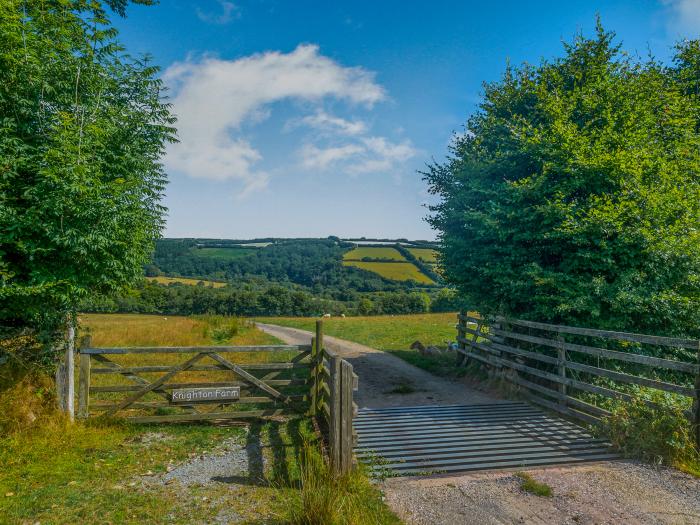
[258, 322, 700, 525]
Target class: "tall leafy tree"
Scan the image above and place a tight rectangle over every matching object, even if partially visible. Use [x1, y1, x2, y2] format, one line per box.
[425, 22, 700, 336]
[0, 0, 176, 360]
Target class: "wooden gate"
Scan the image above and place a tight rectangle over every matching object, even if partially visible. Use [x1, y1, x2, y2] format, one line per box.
[78, 343, 313, 423]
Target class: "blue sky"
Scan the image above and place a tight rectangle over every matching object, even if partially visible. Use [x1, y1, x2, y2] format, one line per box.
[114, 0, 699, 240]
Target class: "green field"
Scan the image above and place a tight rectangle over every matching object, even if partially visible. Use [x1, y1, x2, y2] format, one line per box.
[147, 276, 227, 288]
[407, 247, 438, 263]
[258, 312, 464, 377]
[343, 246, 406, 261]
[192, 247, 257, 260]
[343, 260, 435, 284]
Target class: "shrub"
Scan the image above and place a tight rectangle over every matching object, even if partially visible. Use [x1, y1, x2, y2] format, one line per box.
[603, 392, 699, 470]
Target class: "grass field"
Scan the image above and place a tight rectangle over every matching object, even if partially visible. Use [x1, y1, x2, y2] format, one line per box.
[146, 276, 227, 288]
[343, 246, 406, 261]
[407, 247, 438, 263]
[258, 312, 465, 377]
[192, 246, 257, 260]
[80, 313, 278, 347]
[343, 260, 435, 284]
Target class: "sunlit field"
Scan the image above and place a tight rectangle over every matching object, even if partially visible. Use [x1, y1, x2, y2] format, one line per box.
[342, 246, 406, 261]
[407, 247, 438, 263]
[146, 276, 227, 288]
[342, 260, 435, 284]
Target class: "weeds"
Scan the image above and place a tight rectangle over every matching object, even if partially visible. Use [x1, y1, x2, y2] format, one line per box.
[514, 472, 553, 497]
[288, 442, 400, 525]
[603, 392, 700, 475]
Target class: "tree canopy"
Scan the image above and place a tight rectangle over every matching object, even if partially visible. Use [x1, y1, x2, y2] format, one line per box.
[0, 0, 175, 343]
[425, 23, 700, 336]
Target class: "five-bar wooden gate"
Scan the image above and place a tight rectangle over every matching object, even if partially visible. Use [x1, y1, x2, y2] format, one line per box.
[78, 343, 313, 423]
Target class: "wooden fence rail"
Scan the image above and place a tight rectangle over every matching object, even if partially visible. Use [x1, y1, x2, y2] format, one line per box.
[78, 344, 312, 423]
[310, 320, 358, 474]
[456, 312, 700, 447]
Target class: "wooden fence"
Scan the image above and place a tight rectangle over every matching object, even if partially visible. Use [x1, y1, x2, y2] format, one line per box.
[78, 343, 313, 423]
[309, 321, 358, 474]
[457, 312, 700, 446]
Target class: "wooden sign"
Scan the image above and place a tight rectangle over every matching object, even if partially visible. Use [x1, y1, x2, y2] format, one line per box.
[171, 386, 240, 403]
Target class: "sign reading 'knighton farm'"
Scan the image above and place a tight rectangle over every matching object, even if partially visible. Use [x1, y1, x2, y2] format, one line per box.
[171, 386, 241, 403]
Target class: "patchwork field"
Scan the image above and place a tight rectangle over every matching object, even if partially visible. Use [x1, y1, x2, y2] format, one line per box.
[146, 276, 227, 288]
[407, 247, 438, 263]
[343, 260, 435, 284]
[343, 246, 406, 261]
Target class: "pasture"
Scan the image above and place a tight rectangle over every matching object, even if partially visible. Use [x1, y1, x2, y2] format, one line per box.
[146, 276, 227, 288]
[259, 312, 463, 377]
[407, 247, 438, 263]
[342, 260, 435, 284]
[343, 246, 406, 261]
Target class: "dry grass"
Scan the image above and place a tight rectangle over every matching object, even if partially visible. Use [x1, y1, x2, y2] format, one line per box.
[146, 276, 227, 288]
[79, 313, 277, 347]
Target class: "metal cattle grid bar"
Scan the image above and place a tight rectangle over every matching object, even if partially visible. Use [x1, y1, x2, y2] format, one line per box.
[354, 402, 618, 476]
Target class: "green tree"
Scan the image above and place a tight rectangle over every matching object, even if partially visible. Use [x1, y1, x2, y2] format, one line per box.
[425, 22, 700, 336]
[0, 0, 175, 358]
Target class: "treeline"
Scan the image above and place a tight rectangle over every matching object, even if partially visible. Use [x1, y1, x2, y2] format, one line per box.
[81, 280, 459, 317]
[149, 238, 438, 294]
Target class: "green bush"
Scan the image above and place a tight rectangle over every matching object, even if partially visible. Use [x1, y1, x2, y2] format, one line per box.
[604, 392, 699, 470]
[424, 21, 700, 336]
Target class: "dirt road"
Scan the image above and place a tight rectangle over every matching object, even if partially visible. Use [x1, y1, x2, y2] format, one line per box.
[258, 322, 700, 525]
[256, 322, 499, 408]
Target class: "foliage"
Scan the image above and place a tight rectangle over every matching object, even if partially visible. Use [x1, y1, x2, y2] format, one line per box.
[0, 0, 175, 354]
[514, 472, 553, 497]
[603, 392, 699, 471]
[81, 278, 443, 317]
[425, 21, 700, 336]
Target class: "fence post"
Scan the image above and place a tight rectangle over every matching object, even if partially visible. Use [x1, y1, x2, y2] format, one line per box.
[309, 336, 317, 417]
[340, 360, 354, 474]
[457, 311, 466, 365]
[315, 320, 324, 415]
[329, 354, 342, 471]
[55, 320, 76, 421]
[77, 336, 92, 419]
[557, 335, 567, 408]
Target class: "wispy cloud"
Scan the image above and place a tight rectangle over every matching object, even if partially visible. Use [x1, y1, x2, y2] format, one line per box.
[300, 136, 417, 176]
[196, 1, 239, 25]
[292, 111, 367, 136]
[662, 0, 700, 34]
[163, 45, 386, 195]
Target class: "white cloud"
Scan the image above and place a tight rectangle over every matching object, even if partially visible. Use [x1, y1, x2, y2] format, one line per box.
[163, 45, 386, 194]
[663, 0, 700, 34]
[196, 1, 238, 25]
[300, 143, 365, 170]
[300, 136, 417, 176]
[294, 111, 367, 136]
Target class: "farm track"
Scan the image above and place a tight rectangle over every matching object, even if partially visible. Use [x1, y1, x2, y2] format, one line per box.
[258, 322, 700, 525]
